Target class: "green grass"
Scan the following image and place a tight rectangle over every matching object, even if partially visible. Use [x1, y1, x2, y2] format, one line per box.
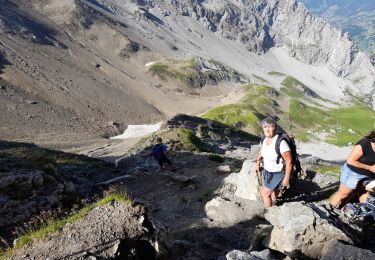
[156, 128, 212, 152]
[148, 58, 244, 88]
[325, 104, 375, 146]
[280, 76, 321, 100]
[310, 164, 341, 177]
[287, 100, 375, 146]
[0, 192, 131, 259]
[288, 99, 327, 128]
[149, 61, 206, 88]
[202, 84, 275, 133]
[280, 76, 306, 98]
[202, 104, 260, 131]
[148, 63, 169, 75]
[268, 71, 286, 77]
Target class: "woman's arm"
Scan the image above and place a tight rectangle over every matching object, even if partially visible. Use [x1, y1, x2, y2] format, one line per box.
[281, 151, 293, 187]
[346, 145, 375, 173]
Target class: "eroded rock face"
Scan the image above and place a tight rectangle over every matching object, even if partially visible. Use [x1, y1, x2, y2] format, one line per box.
[10, 202, 167, 260]
[264, 202, 352, 258]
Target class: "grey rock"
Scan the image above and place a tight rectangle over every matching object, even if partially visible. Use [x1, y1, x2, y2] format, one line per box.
[205, 160, 263, 226]
[31, 171, 44, 187]
[225, 160, 261, 201]
[264, 202, 352, 258]
[216, 165, 232, 174]
[226, 249, 276, 260]
[320, 240, 375, 260]
[25, 100, 38, 105]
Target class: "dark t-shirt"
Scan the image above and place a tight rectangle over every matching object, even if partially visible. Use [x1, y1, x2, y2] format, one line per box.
[347, 138, 375, 178]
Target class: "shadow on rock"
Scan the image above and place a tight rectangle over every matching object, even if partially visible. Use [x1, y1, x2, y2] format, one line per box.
[0, 139, 120, 249]
[0, 0, 66, 48]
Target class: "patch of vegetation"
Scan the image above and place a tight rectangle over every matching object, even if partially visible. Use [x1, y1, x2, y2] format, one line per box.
[325, 104, 375, 146]
[202, 104, 260, 131]
[148, 58, 244, 88]
[148, 63, 169, 75]
[208, 154, 224, 163]
[310, 164, 341, 177]
[288, 99, 327, 128]
[156, 128, 212, 152]
[0, 191, 131, 258]
[202, 84, 275, 134]
[281, 76, 320, 99]
[268, 71, 286, 77]
[200, 75, 374, 146]
[288, 100, 375, 146]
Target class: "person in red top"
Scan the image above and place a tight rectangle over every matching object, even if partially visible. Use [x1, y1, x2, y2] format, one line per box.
[330, 130, 375, 208]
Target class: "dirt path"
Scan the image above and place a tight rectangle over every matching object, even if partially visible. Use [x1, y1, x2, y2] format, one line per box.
[118, 152, 266, 259]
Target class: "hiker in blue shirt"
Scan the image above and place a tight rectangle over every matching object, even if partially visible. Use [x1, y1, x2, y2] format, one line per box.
[144, 137, 172, 171]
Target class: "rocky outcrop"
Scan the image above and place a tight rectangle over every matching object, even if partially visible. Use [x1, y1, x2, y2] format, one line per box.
[264, 202, 352, 259]
[10, 201, 168, 260]
[205, 160, 263, 226]
[224, 160, 260, 201]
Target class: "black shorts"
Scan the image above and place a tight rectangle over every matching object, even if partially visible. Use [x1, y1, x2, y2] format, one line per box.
[156, 157, 171, 166]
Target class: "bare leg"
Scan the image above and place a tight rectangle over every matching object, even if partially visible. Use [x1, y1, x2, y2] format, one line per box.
[271, 190, 280, 205]
[330, 184, 354, 208]
[261, 186, 274, 208]
[359, 192, 370, 203]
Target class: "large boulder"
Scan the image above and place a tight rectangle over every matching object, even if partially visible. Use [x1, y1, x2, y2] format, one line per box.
[204, 160, 262, 226]
[224, 160, 261, 201]
[264, 202, 352, 259]
[10, 201, 169, 260]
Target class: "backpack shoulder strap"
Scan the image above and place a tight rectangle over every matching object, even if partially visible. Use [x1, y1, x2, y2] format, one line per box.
[275, 134, 283, 164]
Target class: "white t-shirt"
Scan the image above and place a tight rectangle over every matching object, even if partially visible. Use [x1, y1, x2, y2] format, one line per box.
[260, 134, 291, 172]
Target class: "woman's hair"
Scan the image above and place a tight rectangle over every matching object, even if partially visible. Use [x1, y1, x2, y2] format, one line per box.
[260, 117, 277, 128]
[365, 130, 375, 143]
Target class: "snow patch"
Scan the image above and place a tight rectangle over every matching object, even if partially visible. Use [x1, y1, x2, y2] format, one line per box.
[110, 123, 162, 139]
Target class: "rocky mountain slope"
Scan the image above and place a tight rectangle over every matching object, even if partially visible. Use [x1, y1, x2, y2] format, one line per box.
[299, 0, 375, 58]
[80, 0, 375, 105]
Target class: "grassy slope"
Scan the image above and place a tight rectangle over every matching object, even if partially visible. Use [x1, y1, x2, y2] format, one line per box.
[202, 85, 273, 135]
[201, 76, 375, 146]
